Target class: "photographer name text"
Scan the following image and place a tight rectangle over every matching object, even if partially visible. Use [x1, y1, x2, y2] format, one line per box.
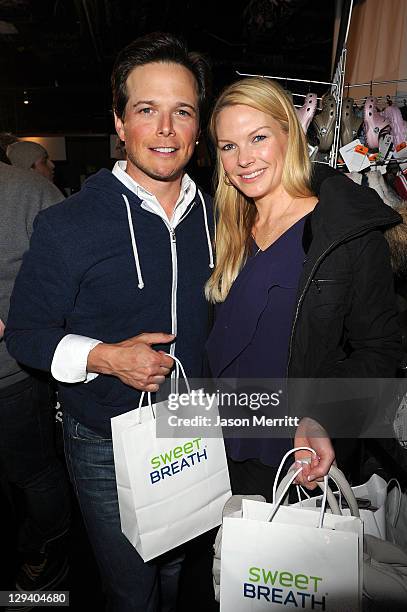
[167, 415, 300, 428]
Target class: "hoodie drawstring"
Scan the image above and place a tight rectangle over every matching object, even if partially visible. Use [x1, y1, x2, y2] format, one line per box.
[122, 194, 145, 289]
[122, 189, 213, 291]
[198, 190, 214, 269]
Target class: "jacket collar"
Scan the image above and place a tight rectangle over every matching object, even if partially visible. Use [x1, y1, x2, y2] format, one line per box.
[306, 163, 402, 255]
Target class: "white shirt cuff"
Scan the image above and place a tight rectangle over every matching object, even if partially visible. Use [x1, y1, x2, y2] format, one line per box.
[51, 334, 102, 383]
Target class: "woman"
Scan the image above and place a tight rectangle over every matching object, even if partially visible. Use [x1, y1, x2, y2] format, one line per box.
[205, 77, 402, 497]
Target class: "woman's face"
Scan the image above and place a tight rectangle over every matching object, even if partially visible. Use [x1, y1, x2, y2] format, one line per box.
[215, 104, 289, 201]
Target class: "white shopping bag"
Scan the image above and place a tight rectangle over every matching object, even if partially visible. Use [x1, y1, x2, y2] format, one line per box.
[111, 359, 231, 562]
[337, 473, 387, 539]
[386, 479, 407, 554]
[219, 448, 363, 612]
[292, 473, 388, 539]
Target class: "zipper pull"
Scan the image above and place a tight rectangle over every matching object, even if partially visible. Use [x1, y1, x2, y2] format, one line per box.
[312, 279, 321, 293]
[170, 229, 176, 242]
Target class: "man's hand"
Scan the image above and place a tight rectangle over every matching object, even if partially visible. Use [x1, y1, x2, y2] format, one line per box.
[0, 318, 4, 339]
[87, 332, 175, 392]
[293, 417, 335, 490]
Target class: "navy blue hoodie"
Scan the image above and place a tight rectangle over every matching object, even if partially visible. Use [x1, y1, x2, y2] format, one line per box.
[6, 169, 214, 435]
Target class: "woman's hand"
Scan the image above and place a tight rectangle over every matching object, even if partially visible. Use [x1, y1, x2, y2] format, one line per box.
[293, 417, 335, 490]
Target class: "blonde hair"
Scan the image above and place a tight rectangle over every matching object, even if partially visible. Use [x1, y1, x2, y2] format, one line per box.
[205, 77, 313, 303]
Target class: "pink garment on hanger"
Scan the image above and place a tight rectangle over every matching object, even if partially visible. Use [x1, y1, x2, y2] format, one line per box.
[364, 96, 390, 149]
[295, 93, 318, 134]
[382, 105, 407, 148]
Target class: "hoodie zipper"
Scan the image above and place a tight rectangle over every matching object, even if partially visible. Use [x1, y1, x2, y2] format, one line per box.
[122, 188, 203, 368]
[286, 219, 396, 377]
[165, 201, 196, 360]
[169, 227, 177, 358]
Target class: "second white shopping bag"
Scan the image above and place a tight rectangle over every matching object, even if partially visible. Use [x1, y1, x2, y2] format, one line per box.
[291, 472, 388, 539]
[219, 448, 363, 612]
[111, 357, 231, 562]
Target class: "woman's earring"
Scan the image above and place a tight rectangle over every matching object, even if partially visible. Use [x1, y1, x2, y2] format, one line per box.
[195, 140, 199, 145]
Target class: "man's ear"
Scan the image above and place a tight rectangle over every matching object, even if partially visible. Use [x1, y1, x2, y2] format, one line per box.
[114, 112, 125, 142]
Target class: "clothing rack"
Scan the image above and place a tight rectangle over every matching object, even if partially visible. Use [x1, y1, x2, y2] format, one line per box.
[235, 72, 335, 88]
[235, 71, 335, 107]
[340, 77, 407, 172]
[351, 95, 407, 105]
[236, 45, 348, 168]
[345, 78, 407, 104]
[235, 71, 337, 102]
[345, 78, 407, 91]
[329, 46, 347, 168]
[235, 0, 353, 168]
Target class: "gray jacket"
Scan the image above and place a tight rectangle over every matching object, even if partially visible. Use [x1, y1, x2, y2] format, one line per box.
[0, 162, 64, 388]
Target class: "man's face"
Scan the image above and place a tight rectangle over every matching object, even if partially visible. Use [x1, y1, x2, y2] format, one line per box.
[114, 62, 200, 190]
[33, 155, 55, 182]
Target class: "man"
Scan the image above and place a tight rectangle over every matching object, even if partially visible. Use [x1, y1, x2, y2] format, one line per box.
[0, 131, 18, 155]
[6, 32, 213, 611]
[0, 161, 70, 598]
[0, 146, 9, 164]
[7, 140, 56, 183]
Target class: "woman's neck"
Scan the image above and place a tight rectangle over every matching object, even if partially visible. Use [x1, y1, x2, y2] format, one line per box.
[254, 189, 299, 225]
[252, 193, 318, 251]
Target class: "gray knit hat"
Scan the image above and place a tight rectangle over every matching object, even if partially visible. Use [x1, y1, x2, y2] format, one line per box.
[6, 141, 48, 169]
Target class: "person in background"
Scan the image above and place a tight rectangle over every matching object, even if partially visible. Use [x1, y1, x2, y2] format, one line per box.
[0, 159, 70, 604]
[7, 140, 55, 183]
[205, 77, 402, 496]
[113, 134, 127, 160]
[0, 146, 10, 164]
[5, 32, 213, 612]
[0, 131, 18, 163]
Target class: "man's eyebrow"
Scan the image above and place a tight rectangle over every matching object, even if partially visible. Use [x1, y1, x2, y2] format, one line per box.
[175, 101, 197, 111]
[132, 100, 197, 111]
[132, 100, 155, 107]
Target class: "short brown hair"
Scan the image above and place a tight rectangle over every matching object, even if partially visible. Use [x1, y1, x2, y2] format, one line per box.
[111, 32, 211, 121]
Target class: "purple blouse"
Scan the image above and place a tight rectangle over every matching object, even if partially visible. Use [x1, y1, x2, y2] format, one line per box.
[205, 215, 308, 466]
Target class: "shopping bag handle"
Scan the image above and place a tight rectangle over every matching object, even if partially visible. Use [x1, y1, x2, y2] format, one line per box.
[276, 472, 342, 516]
[271, 448, 361, 525]
[164, 353, 191, 395]
[273, 447, 360, 516]
[275, 464, 361, 519]
[268, 447, 329, 527]
[324, 464, 360, 517]
[136, 354, 191, 422]
[272, 446, 319, 505]
[387, 478, 402, 527]
[136, 390, 155, 423]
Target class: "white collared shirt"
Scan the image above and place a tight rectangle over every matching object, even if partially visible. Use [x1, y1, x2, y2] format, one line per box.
[51, 162, 197, 384]
[112, 160, 196, 228]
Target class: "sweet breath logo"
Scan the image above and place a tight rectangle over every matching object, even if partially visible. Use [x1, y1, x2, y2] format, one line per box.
[149, 438, 207, 484]
[243, 566, 327, 609]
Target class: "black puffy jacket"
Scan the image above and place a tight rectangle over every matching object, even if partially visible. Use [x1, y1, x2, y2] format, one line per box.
[288, 164, 402, 379]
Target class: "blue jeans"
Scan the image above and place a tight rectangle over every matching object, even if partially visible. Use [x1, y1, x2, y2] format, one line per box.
[0, 375, 71, 557]
[63, 412, 183, 612]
